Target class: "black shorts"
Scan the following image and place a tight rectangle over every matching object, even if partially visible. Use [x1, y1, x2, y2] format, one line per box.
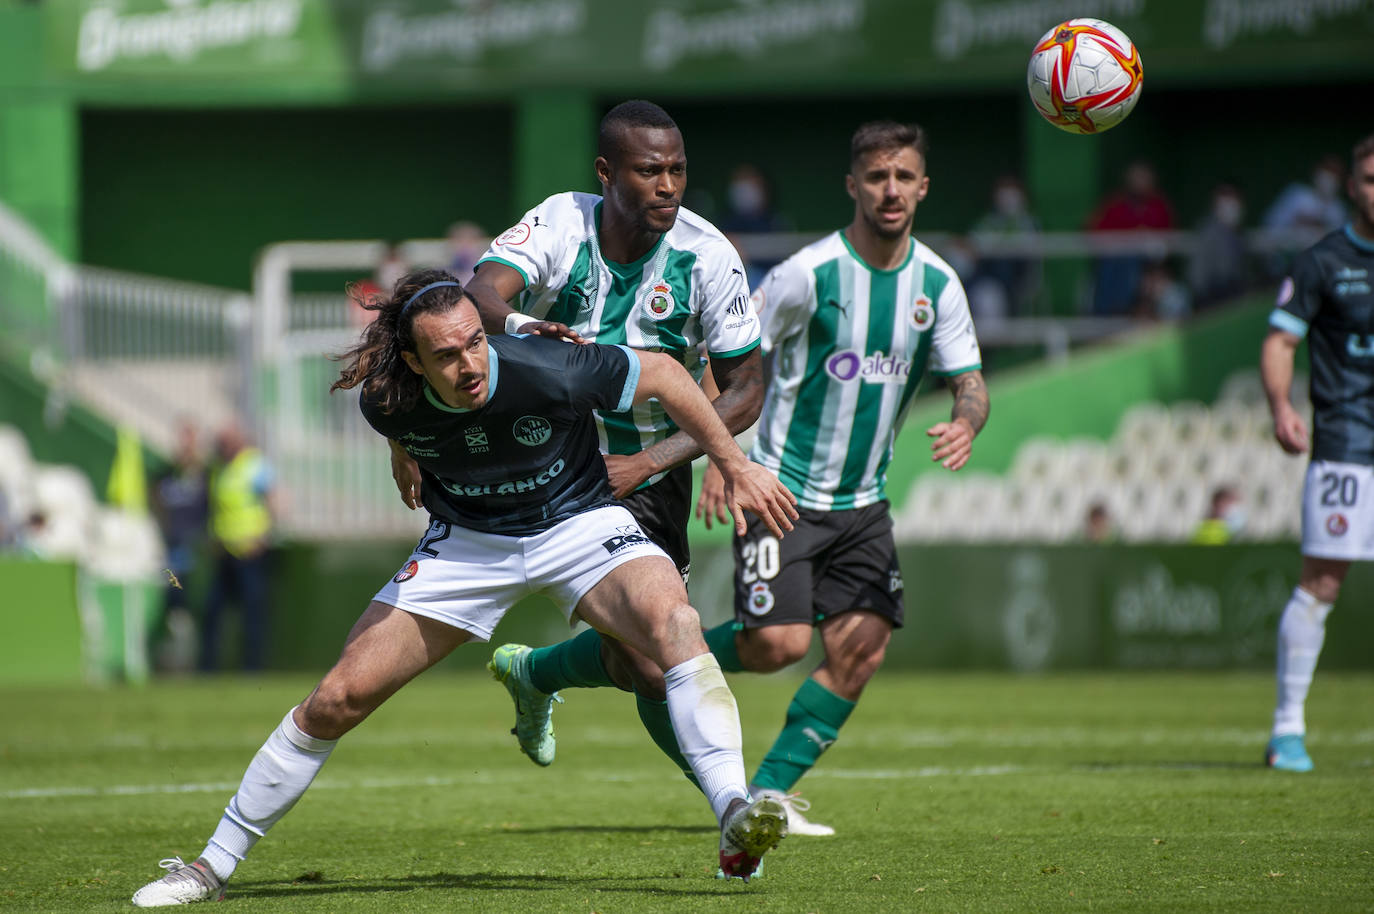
[618, 464, 692, 581]
[732, 501, 904, 629]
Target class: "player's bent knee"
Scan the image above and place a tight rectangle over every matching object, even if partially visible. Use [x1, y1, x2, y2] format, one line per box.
[742, 631, 811, 672]
[300, 678, 376, 737]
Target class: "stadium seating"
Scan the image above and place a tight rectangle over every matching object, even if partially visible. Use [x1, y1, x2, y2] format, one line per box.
[893, 370, 1310, 543]
[0, 423, 165, 578]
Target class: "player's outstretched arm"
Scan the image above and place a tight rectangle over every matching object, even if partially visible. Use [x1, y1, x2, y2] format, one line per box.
[609, 349, 765, 497]
[466, 262, 585, 342]
[1260, 329, 1309, 455]
[633, 351, 796, 536]
[926, 369, 989, 471]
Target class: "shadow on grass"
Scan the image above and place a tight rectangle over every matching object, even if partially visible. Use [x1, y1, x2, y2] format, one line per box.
[230, 869, 743, 900]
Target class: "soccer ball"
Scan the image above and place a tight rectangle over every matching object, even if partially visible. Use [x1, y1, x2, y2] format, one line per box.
[1027, 18, 1143, 135]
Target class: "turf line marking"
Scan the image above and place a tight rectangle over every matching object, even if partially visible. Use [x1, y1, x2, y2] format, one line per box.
[1, 764, 1034, 800]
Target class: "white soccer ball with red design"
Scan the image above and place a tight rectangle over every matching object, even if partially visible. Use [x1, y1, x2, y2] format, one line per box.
[1027, 18, 1143, 135]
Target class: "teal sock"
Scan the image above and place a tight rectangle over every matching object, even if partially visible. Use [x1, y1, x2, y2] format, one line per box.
[702, 620, 745, 673]
[751, 677, 856, 792]
[634, 692, 700, 790]
[527, 628, 616, 694]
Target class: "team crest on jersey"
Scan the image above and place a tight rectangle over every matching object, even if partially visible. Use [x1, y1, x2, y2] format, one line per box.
[911, 296, 934, 331]
[512, 415, 552, 447]
[642, 281, 675, 320]
[1326, 513, 1349, 537]
[393, 560, 419, 583]
[747, 581, 775, 616]
[495, 222, 531, 246]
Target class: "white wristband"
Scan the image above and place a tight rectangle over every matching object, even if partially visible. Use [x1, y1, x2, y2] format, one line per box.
[504, 312, 534, 335]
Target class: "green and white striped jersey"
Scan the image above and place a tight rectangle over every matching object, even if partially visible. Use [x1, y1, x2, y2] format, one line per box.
[477, 192, 760, 474]
[751, 230, 981, 511]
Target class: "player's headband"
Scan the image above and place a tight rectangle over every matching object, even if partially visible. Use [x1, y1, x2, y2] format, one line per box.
[400, 280, 461, 315]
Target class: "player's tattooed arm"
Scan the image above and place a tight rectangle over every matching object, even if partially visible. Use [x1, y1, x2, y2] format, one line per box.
[925, 369, 988, 472]
[602, 348, 764, 497]
[949, 369, 989, 435]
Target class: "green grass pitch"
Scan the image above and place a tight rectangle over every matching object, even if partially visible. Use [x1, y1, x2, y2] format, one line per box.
[2, 670, 1371, 912]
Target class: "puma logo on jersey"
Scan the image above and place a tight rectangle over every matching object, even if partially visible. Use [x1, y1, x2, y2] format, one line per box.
[802, 727, 835, 752]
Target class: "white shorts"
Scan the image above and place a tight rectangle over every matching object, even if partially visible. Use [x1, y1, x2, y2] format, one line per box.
[1301, 460, 1374, 561]
[372, 506, 668, 641]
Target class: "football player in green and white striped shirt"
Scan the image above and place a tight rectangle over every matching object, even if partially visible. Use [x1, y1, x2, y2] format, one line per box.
[695, 120, 989, 835]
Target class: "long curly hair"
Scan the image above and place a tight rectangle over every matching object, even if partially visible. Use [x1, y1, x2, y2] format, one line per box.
[332, 267, 470, 414]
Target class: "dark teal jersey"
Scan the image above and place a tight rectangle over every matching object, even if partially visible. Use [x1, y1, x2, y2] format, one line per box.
[1270, 225, 1374, 464]
[361, 334, 640, 535]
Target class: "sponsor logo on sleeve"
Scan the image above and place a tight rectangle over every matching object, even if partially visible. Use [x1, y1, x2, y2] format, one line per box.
[1276, 276, 1294, 306]
[512, 415, 552, 446]
[747, 581, 775, 616]
[912, 295, 934, 331]
[495, 222, 531, 246]
[393, 559, 419, 583]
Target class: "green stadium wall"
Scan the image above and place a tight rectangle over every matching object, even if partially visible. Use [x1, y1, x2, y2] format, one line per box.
[250, 539, 1372, 675]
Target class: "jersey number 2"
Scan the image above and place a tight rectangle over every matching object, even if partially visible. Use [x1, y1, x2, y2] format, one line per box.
[417, 521, 452, 557]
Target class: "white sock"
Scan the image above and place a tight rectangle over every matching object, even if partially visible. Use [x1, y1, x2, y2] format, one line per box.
[1272, 588, 1333, 738]
[662, 653, 750, 823]
[199, 708, 338, 881]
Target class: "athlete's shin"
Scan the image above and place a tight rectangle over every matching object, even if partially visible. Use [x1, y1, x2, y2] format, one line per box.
[201, 708, 338, 881]
[752, 677, 856, 793]
[662, 653, 749, 821]
[1273, 587, 1334, 737]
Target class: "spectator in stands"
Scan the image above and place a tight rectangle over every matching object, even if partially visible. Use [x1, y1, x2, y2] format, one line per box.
[1192, 485, 1245, 545]
[1088, 160, 1175, 316]
[201, 419, 276, 672]
[446, 221, 487, 285]
[1133, 260, 1192, 322]
[719, 163, 789, 289]
[1083, 501, 1116, 543]
[968, 174, 1041, 320]
[375, 243, 409, 296]
[151, 418, 208, 669]
[1189, 182, 1250, 308]
[1264, 154, 1348, 236]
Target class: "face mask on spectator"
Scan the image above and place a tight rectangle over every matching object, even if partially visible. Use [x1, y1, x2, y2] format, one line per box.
[1314, 169, 1341, 199]
[994, 186, 1026, 216]
[729, 179, 766, 216]
[1214, 196, 1243, 227]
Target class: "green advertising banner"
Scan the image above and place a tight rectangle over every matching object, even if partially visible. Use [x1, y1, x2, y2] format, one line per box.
[262, 538, 1372, 673]
[43, 0, 1374, 101]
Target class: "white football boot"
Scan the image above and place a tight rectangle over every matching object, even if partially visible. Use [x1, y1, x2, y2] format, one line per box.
[753, 789, 835, 836]
[131, 857, 227, 906]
